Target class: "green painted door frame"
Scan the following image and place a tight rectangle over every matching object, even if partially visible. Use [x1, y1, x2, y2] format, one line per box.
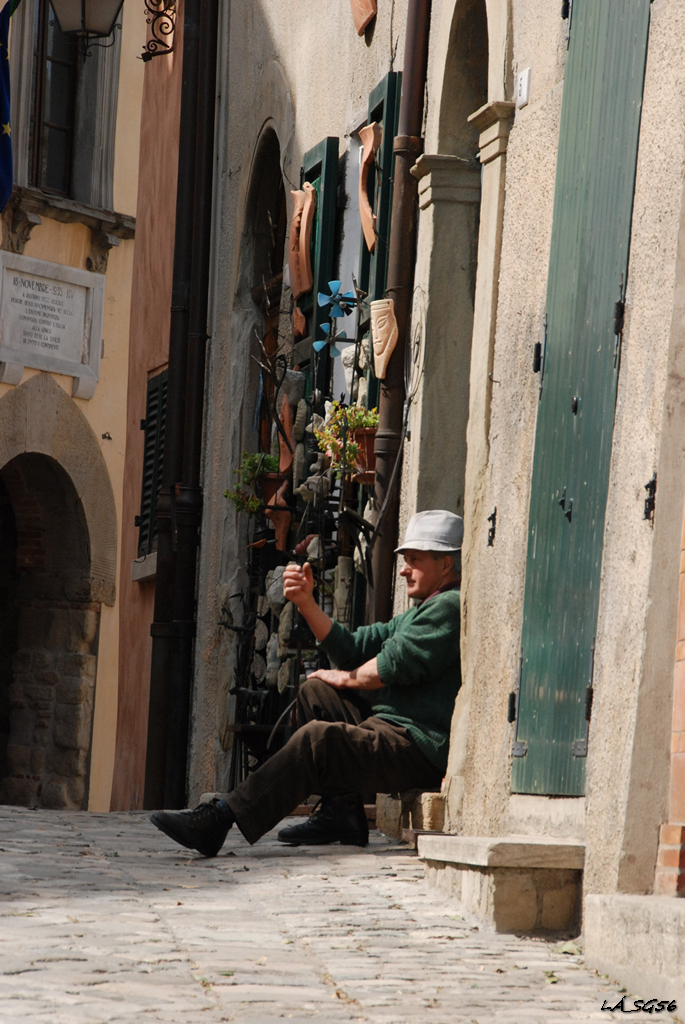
[512, 0, 652, 796]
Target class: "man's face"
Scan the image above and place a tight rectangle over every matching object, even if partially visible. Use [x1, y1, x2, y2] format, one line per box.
[399, 550, 453, 600]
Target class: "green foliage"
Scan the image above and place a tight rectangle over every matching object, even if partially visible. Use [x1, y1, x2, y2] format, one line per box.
[224, 451, 280, 515]
[233, 451, 279, 486]
[315, 402, 378, 475]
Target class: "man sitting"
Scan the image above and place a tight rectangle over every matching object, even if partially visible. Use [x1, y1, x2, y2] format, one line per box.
[151, 509, 463, 857]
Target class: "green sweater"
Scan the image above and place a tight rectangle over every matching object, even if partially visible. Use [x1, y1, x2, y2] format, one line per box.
[318, 589, 461, 771]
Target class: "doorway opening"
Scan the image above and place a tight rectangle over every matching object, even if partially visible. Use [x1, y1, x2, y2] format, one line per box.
[411, 0, 488, 514]
[0, 453, 100, 809]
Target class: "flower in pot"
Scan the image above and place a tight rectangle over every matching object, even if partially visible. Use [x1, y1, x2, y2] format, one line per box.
[224, 451, 281, 514]
[315, 402, 378, 480]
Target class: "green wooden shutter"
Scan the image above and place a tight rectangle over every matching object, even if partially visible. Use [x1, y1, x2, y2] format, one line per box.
[138, 369, 168, 557]
[293, 137, 339, 396]
[359, 72, 402, 304]
[357, 72, 402, 408]
[512, 0, 651, 796]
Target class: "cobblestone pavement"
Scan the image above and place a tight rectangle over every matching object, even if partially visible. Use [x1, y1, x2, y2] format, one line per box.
[0, 807, 680, 1024]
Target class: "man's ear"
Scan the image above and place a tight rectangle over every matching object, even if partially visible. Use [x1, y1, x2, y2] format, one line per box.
[443, 554, 454, 576]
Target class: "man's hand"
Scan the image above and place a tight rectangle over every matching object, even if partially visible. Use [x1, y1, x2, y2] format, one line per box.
[283, 561, 315, 610]
[307, 658, 383, 692]
[306, 669, 353, 689]
[282, 562, 333, 642]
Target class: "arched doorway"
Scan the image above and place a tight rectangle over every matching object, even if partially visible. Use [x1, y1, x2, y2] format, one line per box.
[237, 126, 288, 453]
[407, 0, 489, 515]
[217, 125, 295, 788]
[438, 0, 489, 160]
[0, 453, 98, 809]
[0, 372, 118, 810]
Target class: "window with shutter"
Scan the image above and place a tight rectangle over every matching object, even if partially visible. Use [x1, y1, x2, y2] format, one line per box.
[137, 369, 168, 558]
[357, 72, 401, 408]
[292, 136, 339, 399]
[14, 0, 122, 207]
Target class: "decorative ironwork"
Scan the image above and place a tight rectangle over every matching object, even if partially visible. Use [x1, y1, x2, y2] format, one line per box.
[141, 0, 176, 62]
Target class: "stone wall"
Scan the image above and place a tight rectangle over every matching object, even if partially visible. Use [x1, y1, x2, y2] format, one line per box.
[4, 607, 99, 810]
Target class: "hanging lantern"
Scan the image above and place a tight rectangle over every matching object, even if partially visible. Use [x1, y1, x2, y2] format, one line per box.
[50, 0, 125, 40]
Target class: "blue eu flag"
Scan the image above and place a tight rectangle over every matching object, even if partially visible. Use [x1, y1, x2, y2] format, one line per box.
[0, 0, 14, 213]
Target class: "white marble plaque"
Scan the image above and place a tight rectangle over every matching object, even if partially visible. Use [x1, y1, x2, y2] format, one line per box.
[0, 252, 105, 399]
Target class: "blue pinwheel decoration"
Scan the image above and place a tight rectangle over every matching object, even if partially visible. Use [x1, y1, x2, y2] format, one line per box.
[313, 320, 346, 357]
[317, 280, 357, 318]
[314, 280, 357, 357]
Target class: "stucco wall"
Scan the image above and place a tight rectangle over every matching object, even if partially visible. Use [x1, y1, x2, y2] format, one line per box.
[110, 14, 184, 811]
[192, 0, 412, 799]
[194, 0, 685, 896]
[0, 224, 137, 811]
[0, 8, 145, 811]
[432, 0, 685, 901]
[583, 0, 685, 894]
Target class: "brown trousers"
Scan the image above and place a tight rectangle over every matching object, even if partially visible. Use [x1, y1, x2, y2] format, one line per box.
[225, 678, 442, 844]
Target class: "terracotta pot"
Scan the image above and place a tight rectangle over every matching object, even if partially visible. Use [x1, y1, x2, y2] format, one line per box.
[261, 472, 287, 507]
[352, 427, 376, 485]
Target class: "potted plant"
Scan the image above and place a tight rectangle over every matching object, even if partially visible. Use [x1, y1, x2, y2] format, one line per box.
[224, 451, 281, 514]
[315, 402, 378, 481]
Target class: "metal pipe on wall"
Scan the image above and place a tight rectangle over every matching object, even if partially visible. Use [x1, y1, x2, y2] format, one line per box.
[145, 0, 219, 810]
[165, 0, 219, 808]
[369, 0, 432, 622]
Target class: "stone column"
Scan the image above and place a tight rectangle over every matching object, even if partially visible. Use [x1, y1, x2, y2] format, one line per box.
[462, 100, 516, 532]
[443, 101, 515, 829]
[654, 500, 685, 895]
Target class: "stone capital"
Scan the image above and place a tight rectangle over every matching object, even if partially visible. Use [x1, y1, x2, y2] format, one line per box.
[468, 101, 516, 165]
[411, 154, 481, 211]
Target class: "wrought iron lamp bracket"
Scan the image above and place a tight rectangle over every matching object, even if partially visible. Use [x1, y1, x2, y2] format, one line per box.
[141, 0, 176, 62]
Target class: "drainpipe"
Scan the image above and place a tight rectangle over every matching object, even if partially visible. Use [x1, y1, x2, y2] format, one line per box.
[369, 0, 432, 622]
[145, 0, 218, 809]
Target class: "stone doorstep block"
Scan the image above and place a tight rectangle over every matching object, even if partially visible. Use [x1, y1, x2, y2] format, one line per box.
[376, 791, 444, 841]
[410, 792, 445, 833]
[376, 794, 403, 839]
[418, 834, 585, 934]
[584, 894, 685, 1010]
[417, 833, 585, 869]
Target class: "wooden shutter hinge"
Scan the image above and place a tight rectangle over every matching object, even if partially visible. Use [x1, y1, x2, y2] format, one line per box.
[511, 653, 528, 756]
[573, 643, 595, 757]
[534, 314, 548, 400]
[614, 276, 625, 368]
[562, 0, 574, 48]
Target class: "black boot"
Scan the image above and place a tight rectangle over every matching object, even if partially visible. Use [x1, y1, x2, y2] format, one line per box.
[150, 798, 234, 857]
[277, 794, 369, 847]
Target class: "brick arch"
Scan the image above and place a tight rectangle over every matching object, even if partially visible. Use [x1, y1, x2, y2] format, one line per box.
[0, 372, 117, 604]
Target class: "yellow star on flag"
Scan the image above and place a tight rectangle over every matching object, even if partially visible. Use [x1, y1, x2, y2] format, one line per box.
[2, 123, 10, 137]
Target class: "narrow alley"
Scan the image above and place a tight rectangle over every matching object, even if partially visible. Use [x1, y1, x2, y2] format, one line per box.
[0, 807, 675, 1023]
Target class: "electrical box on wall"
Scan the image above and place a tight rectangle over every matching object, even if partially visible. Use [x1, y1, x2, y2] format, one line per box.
[517, 68, 531, 108]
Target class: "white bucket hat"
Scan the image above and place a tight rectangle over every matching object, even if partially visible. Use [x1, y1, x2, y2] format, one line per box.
[395, 510, 464, 554]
